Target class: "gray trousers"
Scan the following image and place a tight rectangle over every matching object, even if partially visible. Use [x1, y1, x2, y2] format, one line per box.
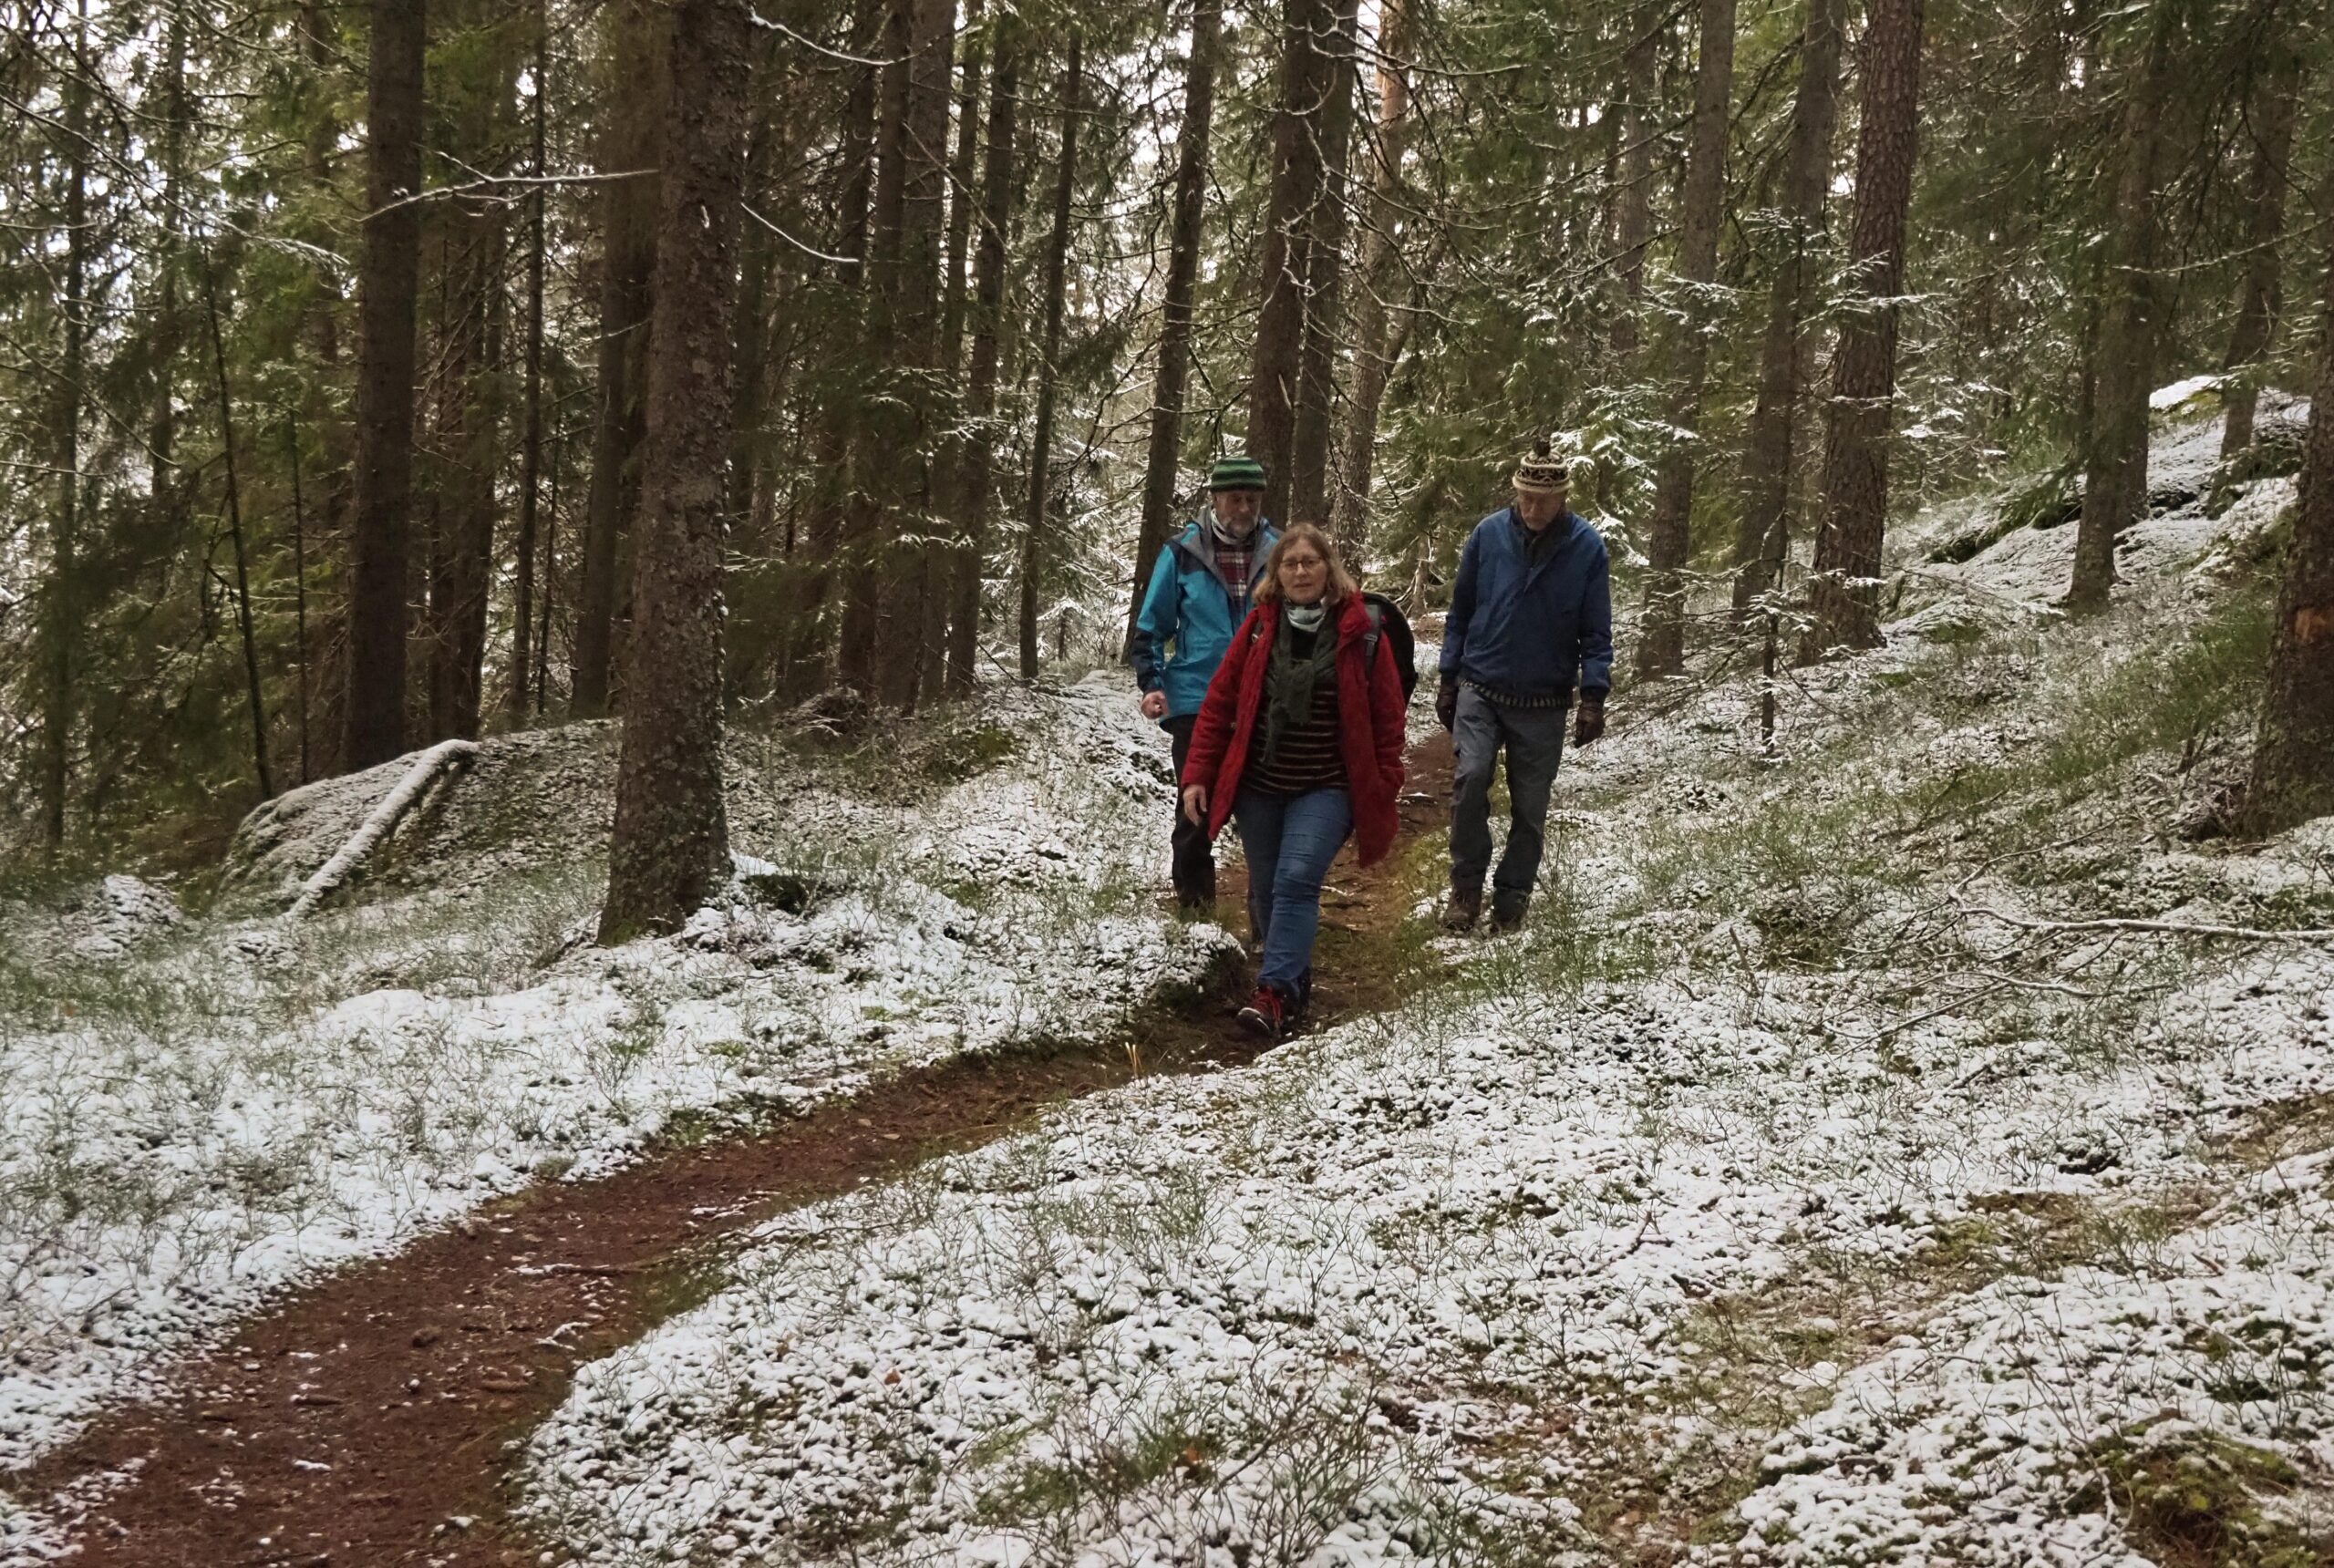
[1449, 684, 1566, 906]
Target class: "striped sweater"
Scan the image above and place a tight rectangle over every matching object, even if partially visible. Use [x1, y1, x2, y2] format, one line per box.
[1244, 628, 1347, 795]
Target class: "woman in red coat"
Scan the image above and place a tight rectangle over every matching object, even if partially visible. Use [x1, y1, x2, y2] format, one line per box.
[1179, 523, 1409, 1037]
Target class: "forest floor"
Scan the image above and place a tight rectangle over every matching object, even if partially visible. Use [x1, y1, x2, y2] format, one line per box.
[4, 394, 2333, 1568]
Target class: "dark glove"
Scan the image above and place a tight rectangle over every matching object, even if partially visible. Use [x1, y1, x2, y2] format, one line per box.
[1574, 696, 1606, 747]
[1435, 680, 1460, 731]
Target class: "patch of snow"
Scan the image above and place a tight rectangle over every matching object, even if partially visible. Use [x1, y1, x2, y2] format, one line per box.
[0, 676, 1229, 1543]
[2151, 373, 2226, 410]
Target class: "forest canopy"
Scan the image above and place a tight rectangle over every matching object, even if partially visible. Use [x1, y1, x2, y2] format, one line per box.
[0, 0, 2327, 883]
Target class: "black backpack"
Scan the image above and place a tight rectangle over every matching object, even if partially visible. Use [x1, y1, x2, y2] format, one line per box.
[1361, 591, 1420, 704]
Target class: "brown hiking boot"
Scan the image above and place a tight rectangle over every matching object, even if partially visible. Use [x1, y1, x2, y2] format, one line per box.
[1440, 889, 1482, 934]
[1489, 895, 1529, 934]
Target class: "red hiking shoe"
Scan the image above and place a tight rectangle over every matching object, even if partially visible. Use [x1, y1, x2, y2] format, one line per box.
[1237, 985, 1288, 1039]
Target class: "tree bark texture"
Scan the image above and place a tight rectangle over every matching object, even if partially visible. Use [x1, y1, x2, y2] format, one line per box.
[2067, 0, 2176, 613]
[1730, 0, 1841, 613]
[508, 0, 549, 723]
[1635, 0, 1737, 681]
[1125, 0, 1223, 652]
[571, 0, 668, 717]
[1608, 4, 1659, 364]
[875, 0, 958, 711]
[148, 0, 189, 522]
[837, 0, 920, 696]
[780, 31, 880, 697]
[1329, 0, 1411, 552]
[2218, 36, 2298, 461]
[1019, 33, 1081, 682]
[1796, 0, 1925, 662]
[343, 0, 427, 770]
[946, 24, 1019, 696]
[931, 0, 985, 687]
[2240, 205, 2334, 836]
[600, 0, 751, 943]
[1249, 0, 1331, 526]
[426, 6, 511, 744]
[42, 5, 90, 843]
[1288, 0, 1361, 524]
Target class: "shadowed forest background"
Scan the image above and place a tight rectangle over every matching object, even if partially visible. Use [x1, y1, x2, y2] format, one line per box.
[0, 0, 2329, 903]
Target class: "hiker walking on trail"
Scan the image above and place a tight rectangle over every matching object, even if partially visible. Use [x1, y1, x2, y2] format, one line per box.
[1133, 456, 1282, 910]
[1437, 440, 1614, 934]
[1180, 524, 1410, 1038]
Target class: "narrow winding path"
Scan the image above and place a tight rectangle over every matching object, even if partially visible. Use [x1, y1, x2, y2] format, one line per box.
[18, 736, 1452, 1568]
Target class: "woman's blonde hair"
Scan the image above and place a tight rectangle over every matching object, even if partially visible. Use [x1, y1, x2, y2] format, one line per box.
[1254, 522, 1361, 606]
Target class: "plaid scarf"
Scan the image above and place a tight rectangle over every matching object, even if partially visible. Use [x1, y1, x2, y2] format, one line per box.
[1208, 521, 1258, 603]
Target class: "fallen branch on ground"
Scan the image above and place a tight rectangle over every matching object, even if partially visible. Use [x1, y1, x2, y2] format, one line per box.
[287, 740, 479, 918]
[1961, 904, 2334, 944]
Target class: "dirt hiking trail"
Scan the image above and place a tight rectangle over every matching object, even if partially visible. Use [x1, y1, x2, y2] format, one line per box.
[18, 734, 1453, 1568]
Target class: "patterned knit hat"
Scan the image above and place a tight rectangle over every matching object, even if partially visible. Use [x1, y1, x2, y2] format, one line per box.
[1511, 437, 1573, 495]
[1207, 455, 1267, 491]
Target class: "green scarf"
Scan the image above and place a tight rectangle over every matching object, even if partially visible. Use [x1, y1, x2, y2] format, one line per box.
[1259, 603, 1339, 768]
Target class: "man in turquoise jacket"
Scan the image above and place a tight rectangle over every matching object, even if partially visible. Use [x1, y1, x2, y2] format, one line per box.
[1131, 455, 1279, 910]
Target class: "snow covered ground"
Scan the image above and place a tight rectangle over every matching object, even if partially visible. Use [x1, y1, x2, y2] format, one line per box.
[0, 678, 1230, 1554]
[515, 402, 2334, 1567]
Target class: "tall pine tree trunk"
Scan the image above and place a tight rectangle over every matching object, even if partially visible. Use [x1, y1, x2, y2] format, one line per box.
[946, 25, 1019, 696]
[2238, 190, 2334, 835]
[876, 0, 957, 711]
[1250, 0, 1330, 525]
[571, 0, 668, 717]
[838, 0, 917, 696]
[1796, 0, 1925, 661]
[1730, 0, 1840, 612]
[149, 0, 189, 525]
[926, 0, 985, 691]
[1019, 34, 1081, 682]
[41, 2, 90, 844]
[1608, 5, 1659, 364]
[1635, 0, 1737, 681]
[1124, 0, 1222, 651]
[427, 12, 511, 743]
[344, 0, 427, 770]
[780, 29, 880, 697]
[1329, 0, 1411, 552]
[508, 0, 549, 723]
[1288, 0, 1360, 523]
[2067, 0, 2175, 613]
[2218, 38, 2298, 460]
[600, 0, 751, 942]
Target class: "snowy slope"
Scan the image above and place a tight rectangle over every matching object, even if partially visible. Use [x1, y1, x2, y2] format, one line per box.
[517, 404, 2334, 1568]
[0, 675, 1231, 1552]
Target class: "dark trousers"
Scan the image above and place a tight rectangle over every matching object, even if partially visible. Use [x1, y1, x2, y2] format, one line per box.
[1450, 684, 1566, 910]
[1164, 714, 1216, 906]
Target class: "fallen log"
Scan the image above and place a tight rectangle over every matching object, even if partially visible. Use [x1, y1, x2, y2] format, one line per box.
[287, 739, 479, 918]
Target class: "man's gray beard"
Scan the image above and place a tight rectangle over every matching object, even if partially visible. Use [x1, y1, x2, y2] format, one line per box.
[1208, 512, 1259, 545]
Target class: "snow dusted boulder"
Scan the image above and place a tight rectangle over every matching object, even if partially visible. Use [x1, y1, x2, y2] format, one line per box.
[216, 723, 618, 913]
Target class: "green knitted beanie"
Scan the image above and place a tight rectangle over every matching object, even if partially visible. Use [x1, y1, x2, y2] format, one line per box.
[1207, 455, 1267, 491]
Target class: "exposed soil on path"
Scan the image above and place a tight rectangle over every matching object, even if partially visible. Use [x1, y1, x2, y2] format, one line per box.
[18, 735, 1451, 1568]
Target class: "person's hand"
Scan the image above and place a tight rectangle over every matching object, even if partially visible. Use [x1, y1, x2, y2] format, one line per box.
[1140, 690, 1168, 719]
[1434, 680, 1459, 731]
[1181, 784, 1208, 825]
[1575, 696, 1606, 747]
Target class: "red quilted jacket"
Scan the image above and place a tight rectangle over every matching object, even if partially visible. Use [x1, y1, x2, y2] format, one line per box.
[1180, 594, 1410, 867]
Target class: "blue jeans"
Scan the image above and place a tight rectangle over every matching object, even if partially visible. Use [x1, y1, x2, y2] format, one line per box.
[1233, 786, 1353, 996]
[1450, 684, 1566, 909]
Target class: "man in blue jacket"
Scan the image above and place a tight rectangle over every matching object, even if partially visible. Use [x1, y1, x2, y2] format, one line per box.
[1435, 441, 1613, 933]
[1132, 456, 1279, 909]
